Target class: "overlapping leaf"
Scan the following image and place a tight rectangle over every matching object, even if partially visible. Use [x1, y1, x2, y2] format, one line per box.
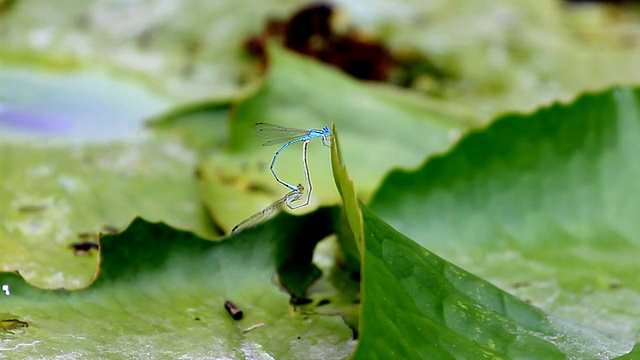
[0, 214, 355, 358]
[370, 86, 640, 350]
[0, 140, 214, 289]
[330, 121, 635, 358]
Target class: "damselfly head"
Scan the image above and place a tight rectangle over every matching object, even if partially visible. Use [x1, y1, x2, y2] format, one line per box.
[285, 183, 304, 206]
[321, 126, 332, 147]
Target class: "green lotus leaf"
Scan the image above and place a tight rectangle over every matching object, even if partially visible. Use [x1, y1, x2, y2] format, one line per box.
[370, 86, 640, 352]
[0, 215, 355, 358]
[0, 140, 214, 289]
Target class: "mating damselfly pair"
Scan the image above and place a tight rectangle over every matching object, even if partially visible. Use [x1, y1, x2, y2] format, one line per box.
[231, 122, 332, 234]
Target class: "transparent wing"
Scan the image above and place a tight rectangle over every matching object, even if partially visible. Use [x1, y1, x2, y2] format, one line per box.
[231, 186, 303, 234]
[255, 122, 308, 139]
[231, 196, 286, 234]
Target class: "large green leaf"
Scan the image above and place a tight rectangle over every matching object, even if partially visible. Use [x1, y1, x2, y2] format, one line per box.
[329, 123, 630, 358]
[370, 86, 640, 347]
[0, 215, 355, 358]
[0, 140, 215, 289]
[0, 58, 221, 290]
[353, 204, 630, 359]
[199, 44, 473, 232]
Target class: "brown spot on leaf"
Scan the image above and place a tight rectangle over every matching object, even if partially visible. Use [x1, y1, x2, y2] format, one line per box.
[70, 242, 99, 256]
[0, 318, 28, 331]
